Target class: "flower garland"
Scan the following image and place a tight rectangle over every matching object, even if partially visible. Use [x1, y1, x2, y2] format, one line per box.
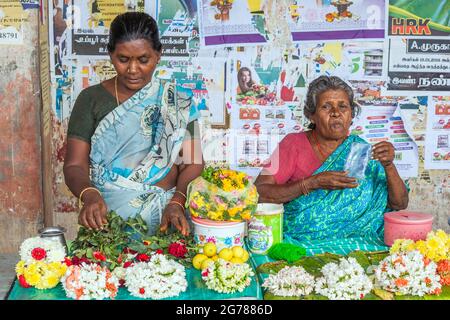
[19, 237, 66, 264]
[202, 258, 254, 294]
[16, 260, 67, 289]
[437, 260, 450, 286]
[315, 257, 373, 300]
[124, 254, 187, 299]
[375, 250, 441, 296]
[61, 263, 119, 300]
[262, 266, 315, 297]
[390, 229, 450, 263]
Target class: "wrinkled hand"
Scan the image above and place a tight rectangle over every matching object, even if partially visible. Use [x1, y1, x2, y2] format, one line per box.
[160, 203, 190, 236]
[372, 141, 395, 168]
[79, 191, 108, 230]
[307, 171, 358, 190]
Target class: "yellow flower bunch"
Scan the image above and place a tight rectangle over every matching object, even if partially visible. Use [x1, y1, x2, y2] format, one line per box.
[187, 167, 259, 221]
[389, 229, 450, 263]
[16, 260, 67, 289]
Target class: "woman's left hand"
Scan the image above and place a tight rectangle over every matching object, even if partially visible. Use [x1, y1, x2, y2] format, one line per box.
[160, 203, 190, 236]
[372, 141, 395, 168]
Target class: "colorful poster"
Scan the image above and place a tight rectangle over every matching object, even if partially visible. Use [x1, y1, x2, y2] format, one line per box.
[198, 0, 268, 46]
[350, 103, 419, 178]
[72, 0, 147, 56]
[0, 0, 29, 44]
[289, 0, 385, 42]
[424, 97, 450, 170]
[384, 37, 450, 95]
[388, 0, 450, 37]
[396, 96, 427, 146]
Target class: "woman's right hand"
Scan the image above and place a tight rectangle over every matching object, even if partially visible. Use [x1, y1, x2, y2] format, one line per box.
[306, 171, 358, 191]
[78, 191, 108, 230]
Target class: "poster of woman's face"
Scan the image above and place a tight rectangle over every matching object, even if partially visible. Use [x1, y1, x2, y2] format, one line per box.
[237, 67, 255, 94]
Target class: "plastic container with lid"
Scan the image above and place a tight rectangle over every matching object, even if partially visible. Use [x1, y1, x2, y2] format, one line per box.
[384, 211, 433, 246]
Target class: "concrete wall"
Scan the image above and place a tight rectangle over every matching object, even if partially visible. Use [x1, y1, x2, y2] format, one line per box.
[0, 10, 44, 253]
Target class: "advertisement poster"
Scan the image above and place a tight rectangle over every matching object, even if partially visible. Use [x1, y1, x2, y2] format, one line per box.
[72, 0, 146, 56]
[198, 0, 268, 46]
[289, 0, 385, 42]
[425, 96, 450, 169]
[396, 96, 427, 146]
[0, 0, 29, 44]
[384, 37, 450, 95]
[388, 0, 450, 37]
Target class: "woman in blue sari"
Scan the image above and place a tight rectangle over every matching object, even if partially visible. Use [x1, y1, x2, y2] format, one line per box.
[255, 76, 408, 255]
[64, 12, 203, 236]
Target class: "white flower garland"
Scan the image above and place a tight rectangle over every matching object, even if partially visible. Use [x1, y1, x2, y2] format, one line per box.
[125, 254, 187, 299]
[262, 266, 315, 297]
[61, 263, 119, 300]
[315, 257, 373, 300]
[202, 259, 254, 294]
[374, 250, 441, 296]
[19, 237, 66, 264]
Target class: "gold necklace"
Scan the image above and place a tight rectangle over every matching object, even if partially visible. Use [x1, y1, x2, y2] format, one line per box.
[114, 76, 120, 107]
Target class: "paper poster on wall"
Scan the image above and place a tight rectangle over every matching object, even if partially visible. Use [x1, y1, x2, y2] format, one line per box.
[425, 96, 450, 170]
[288, 0, 385, 42]
[72, 0, 147, 56]
[388, 0, 450, 37]
[350, 103, 419, 178]
[158, 0, 198, 60]
[395, 97, 427, 146]
[197, 0, 268, 47]
[383, 37, 450, 95]
[301, 41, 384, 83]
[0, 0, 30, 44]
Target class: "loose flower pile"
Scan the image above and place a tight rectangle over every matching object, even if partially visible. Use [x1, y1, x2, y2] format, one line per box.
[187, 167, 258, 221]
[262, 266, 315, 297]
[61, 263, 119, 300]
[390, 229, 450, 263]
[124, 254, 187, 299]
[315, 257, 373, 300]
[375, 250, 441, 296]
[202, 258, 254, 294]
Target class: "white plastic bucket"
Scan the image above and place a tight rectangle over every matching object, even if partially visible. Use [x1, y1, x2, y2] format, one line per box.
[192, 217, 246, 252]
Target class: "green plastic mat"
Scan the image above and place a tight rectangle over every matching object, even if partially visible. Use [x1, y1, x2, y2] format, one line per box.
[7, 266, 263, 300]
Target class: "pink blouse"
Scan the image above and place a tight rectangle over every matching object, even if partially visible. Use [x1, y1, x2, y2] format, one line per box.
[264, 132, 322, 184]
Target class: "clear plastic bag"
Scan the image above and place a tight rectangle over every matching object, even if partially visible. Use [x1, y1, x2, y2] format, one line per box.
[344, 142, 372, 179]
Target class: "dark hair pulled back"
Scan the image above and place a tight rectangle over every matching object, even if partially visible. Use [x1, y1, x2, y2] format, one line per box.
[107, 12, 162, 53]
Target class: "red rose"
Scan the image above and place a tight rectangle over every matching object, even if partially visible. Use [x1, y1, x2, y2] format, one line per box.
[136, 254, 150, 262]
[201, 270, 209, 277]
[117, 255, 123, 264]
[64, 257, 73, 266]
[139, 288, 145, 295]
[93, 251, 106, 261]
[31, 248, 47, 261]
[79, 257, 91, 265]
[155, 249, 163, 255]
[18, 275, 31, 288]
[123, 261, 133, 268]
[168, 242, 188, 258]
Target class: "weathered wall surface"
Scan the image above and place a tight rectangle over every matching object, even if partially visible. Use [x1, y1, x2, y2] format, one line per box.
[0, 10, 44, 253]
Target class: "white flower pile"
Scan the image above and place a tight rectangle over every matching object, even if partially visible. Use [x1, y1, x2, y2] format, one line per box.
[374, 250, 441, 296]
[202, 259, 254, 294]
[315, 257, 373, 300]
[61, 263, 119, 300]
[19, 237, 66, 264]
[262, 266, 315, 297]
[125, 254, 187, 299]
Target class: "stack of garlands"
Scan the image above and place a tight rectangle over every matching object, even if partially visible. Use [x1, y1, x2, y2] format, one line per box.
[16, 237, 67, 289]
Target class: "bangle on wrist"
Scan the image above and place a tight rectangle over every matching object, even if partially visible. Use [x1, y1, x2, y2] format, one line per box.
[169, 200, 186, 212]
[174, 190, 187, 200]
[78, 187, 101, 209]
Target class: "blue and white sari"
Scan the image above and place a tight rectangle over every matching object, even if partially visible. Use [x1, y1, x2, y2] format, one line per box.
[90, 77, 199, 235]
